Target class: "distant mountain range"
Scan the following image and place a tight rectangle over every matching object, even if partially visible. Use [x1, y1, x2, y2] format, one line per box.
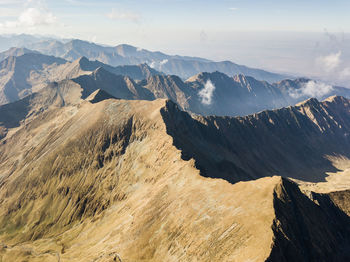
[0, 51, 349, 117]
[0, 35, 288, 82]
[0, 34, 69, 52]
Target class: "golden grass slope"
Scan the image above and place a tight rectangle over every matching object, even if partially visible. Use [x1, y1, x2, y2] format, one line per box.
[0, 98, 280, 261]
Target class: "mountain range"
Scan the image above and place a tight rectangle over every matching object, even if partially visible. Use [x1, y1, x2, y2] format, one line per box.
[1, 51, 349, 117]
[0, 36, 287, 82]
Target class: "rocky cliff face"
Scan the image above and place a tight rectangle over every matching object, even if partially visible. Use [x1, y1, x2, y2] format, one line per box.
[267, 179, 350, 262]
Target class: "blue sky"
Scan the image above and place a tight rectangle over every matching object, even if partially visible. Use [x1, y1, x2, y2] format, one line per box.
[0, 0, 350, 84]
[1, 0, 349, 40]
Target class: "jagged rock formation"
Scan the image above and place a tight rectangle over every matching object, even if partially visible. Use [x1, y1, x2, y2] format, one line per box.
[1, 91, 350, 261]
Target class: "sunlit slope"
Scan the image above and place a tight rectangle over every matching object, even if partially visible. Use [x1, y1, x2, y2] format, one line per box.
[0, 97, 350, 261]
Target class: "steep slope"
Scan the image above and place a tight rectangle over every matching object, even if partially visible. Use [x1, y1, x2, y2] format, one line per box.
[142, 74, 193, 110]
[161, 96, 350, 183]
[267, 178, 350, 262]
[27, 39, 287, 82]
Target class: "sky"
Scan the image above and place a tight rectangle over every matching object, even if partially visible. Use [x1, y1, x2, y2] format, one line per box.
[0, 0, 350, 84]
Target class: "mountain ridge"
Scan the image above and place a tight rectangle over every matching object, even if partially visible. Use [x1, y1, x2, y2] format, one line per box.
[1, 95, 350, 261]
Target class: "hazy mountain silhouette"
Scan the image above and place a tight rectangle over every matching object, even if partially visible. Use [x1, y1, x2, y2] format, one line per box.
[23, 39, 288, 82]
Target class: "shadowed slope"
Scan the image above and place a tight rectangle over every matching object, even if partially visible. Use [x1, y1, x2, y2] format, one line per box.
[161, 96, 350, 183]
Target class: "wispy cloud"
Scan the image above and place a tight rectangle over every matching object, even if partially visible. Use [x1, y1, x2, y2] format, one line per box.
[288, 80, 333, 99]
[149, 59, 168, 70]
[229, 7, 238, 11]
[106, 9, 141, 23]
[199, 80, 216, 105]
[316, 51, 341, 72]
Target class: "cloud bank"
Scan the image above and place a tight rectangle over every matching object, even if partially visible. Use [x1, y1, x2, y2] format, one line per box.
[199, 80, 216, 105]
[288, 80, 334, 99]
[0, 0, 57, 28]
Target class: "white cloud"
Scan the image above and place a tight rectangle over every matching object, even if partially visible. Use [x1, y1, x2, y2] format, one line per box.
[316, 51, 341, 72]
[149, 60, 156, 68]
[160, 59, 168, 66]
[229, 7, 238, 11]
[149, 59, 168, 69]
[19, 8, 56, 26]
[199, 80, 216, 105]
[106, 9, 141, 23]
[0, 0, 57, 29]
[288, 80, 333, 99]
